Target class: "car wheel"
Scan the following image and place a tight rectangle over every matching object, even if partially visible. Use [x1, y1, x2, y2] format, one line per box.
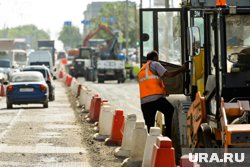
[7, 102, 12, 109]
[43, 101, 48, 108]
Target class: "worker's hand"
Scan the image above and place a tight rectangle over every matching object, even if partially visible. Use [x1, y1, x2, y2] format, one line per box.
[181, 62, 189, 73]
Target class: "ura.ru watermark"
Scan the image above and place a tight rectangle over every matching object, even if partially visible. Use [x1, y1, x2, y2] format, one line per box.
[189, 153, 245, 163]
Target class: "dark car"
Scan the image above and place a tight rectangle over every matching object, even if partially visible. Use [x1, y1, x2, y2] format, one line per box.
[57, 51, 67, 60]
[68, 58, 86, 78]
[21, 65, 55, 101]
[6, 71, 49, 109]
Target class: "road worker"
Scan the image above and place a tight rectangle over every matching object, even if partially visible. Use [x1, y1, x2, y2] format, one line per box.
[138, 50, 187, 138]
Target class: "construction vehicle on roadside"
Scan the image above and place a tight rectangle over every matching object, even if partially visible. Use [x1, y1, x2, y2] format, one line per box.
[69, 47, 97, 81]
[140, 0, 250, 164]
[83, 24, 126, 83]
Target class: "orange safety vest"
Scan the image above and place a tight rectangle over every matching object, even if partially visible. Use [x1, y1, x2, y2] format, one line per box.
[138, 61, 166, 98]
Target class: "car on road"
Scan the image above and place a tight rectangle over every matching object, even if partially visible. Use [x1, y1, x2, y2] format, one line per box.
[6, 71, 49, 109]
[21, 65, 55, 101]
[28, 50, 54, 76]
[0, 59, 14, 79]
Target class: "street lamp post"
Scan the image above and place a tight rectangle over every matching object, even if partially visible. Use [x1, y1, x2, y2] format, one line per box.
[125, 0, 129, 59]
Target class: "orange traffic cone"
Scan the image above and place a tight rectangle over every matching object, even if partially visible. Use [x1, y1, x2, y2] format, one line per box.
[151, 136, 175, 167]
[105, 109, 125, 146]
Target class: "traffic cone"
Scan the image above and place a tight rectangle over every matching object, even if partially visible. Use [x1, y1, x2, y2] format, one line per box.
[114, 114, 137, 158]
[151, 136, 175, 167]
[105, 109, 125, 146]
[142, 127, 162, 167]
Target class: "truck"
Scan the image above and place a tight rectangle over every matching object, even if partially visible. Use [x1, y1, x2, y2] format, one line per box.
[140, 0, 250, 165]
[37, 40, 55, 66]
[83, 24, 126, 83]
[0, 38, 27, 51]
[0, 39, 26, 77]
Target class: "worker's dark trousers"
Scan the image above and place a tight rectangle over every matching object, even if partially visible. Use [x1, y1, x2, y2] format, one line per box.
[141, 97, 174, 138]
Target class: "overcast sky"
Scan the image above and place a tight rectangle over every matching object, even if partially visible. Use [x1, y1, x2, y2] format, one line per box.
[0, 0, 142, 39]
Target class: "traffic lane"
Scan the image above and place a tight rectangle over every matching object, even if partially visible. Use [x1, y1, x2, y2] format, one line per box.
[0, 81, 91, 167]
[77, 78, 144, 121]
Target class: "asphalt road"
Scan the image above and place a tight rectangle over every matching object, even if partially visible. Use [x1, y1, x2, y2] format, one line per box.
[77, 77, 144, 121]
[0, 81, 91, 167]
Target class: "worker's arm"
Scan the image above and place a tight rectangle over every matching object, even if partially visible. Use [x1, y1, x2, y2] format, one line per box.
[163, 63, 187, 78]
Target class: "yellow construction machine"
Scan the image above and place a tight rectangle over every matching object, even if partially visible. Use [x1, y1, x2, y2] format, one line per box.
[139, 0, 250, 164]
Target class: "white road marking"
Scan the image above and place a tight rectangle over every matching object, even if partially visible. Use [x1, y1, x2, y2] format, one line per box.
[0, 109, 23, 140]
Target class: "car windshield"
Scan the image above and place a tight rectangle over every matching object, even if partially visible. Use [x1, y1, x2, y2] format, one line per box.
[0, 60, 10, 68]
[79, 50, 91, 59]
[11, 73, 43, 82]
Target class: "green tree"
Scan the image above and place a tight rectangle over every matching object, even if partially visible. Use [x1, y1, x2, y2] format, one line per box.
[0, 25, 50, 49]
[89, 1, 139, 48]
[58, 25, 82, 48]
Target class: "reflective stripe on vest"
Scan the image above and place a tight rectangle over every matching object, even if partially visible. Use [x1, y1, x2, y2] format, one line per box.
[138, 61, 165, 98]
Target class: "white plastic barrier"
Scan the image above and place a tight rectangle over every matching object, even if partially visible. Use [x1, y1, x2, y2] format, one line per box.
[70, 78, 81, 97]
[121, 121, 148, 167]
[93, 104, 114, 141]
[70, 78, 77, 94]
[84, 89, 95, 112]
[79, 87, 87, 107]
[141, 127, 162, 167]
[78, 86, 90, 108]
[114, 114, 137, 158]
[62, 71, 67, 83]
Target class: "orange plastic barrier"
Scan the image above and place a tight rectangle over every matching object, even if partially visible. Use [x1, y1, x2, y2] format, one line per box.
[89, 96, 101, 122]
[105, 109, 125, 146]
[59, 70, 63, 78]
[76, 83, 82, 97]
[86, 94, 99, 121]
[66, 75, 73, 87]
[61, 58, 68, 65]
[180, 155, 200, 167]
[0, 84, 5, 96]
[151, 136, 175, 167]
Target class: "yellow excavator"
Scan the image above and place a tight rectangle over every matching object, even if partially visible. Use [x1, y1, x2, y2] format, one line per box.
[139, 0, 250, 164]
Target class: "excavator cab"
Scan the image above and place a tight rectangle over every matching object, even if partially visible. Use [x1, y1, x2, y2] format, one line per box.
[139, 8, 187, 95]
